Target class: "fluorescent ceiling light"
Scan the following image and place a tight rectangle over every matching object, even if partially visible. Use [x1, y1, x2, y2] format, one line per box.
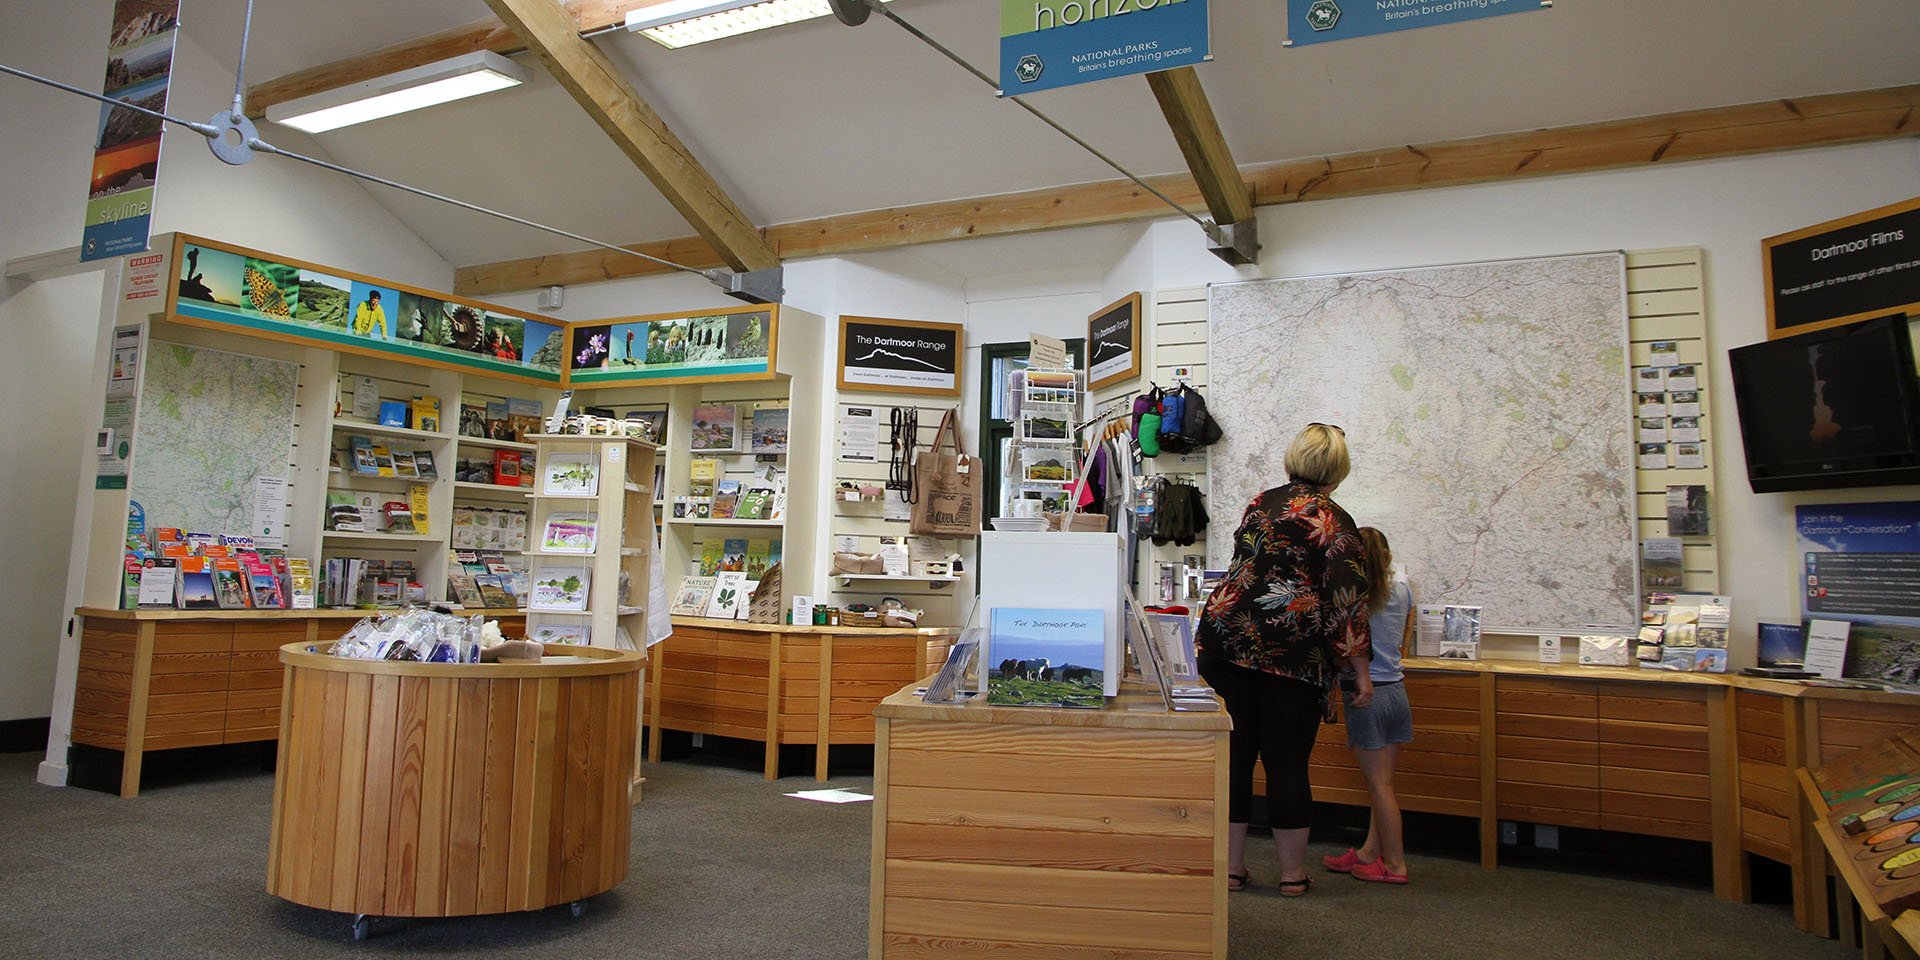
[627, 0, 892, 49]
[265, 51, 529, 134]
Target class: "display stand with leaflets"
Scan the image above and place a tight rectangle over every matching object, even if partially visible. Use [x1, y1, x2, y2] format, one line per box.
[522, 431, 660, 798]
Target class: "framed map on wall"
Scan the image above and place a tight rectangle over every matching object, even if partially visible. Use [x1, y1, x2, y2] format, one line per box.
[1207, 253, 1637, 635]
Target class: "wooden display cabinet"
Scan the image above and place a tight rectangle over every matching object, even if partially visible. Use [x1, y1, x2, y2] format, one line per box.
[522, 432, 660, 796]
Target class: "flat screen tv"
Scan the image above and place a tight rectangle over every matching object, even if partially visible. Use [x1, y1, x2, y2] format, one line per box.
[1728, 314, 1920, 493]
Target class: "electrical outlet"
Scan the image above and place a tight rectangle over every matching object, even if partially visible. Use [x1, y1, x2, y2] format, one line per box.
[1536, 825, 1560, 850]
[1500, 821, 1519, 845]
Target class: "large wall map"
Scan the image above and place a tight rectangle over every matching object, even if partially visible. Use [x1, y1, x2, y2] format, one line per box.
[127, 341, 297, 537]
[1207, 254, 1637, 634]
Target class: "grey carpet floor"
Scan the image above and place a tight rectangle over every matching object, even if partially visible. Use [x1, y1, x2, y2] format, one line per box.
[0, 752, 1850, 959]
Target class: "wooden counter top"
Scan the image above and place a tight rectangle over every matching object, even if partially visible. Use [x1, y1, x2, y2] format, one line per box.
[279, 640, 643, 678]
[874, 681, 1232, 731]
[668, 615, 960, 637]
[77, 606, 526, 621]
[1400, 656, 1920, 705]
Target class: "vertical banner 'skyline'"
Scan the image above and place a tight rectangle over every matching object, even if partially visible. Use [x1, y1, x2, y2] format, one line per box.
[82, 0, 182, 262]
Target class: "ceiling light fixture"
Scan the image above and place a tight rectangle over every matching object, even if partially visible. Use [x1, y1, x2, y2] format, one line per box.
[626, 0, 894, 49]
[264, 51, 529, 134]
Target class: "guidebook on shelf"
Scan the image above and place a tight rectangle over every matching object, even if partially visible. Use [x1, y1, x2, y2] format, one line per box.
[177, 569, 218, 609]
[699, 539, 724, 577]
[670, 576, 716, 616]
[248, 569, 284, 608]
[540, 512, 598, 553]
[371, 444, 397, 477]
[287, 557, 314, 610]
[542, 453, 599, 496]
[449, 573, 484, 606]
[712, 480, 741, 519]
[413, 395, 441, 433]
[527, 621, 588, 645]
[507, 398, 542, 442]
[688, 458, 719, 500]
[746, 539, 773, 578]
[721, 538, 747, 573]
[530, 565, 590, 611]
[704, 571, 750, 619]
[750, 406, 789, 455]
[475, 574, 515, 608]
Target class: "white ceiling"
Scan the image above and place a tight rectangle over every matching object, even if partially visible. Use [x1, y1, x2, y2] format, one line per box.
[198, 0, 1920, 270]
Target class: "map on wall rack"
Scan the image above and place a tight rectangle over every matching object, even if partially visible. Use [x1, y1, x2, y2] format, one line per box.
[1206, 253, 1638, 635]
[127, 341, 297, 538]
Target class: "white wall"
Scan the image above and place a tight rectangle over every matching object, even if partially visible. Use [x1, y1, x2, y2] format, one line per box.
[1139, 139, 1920, 659]
[0, 3, 456, 723]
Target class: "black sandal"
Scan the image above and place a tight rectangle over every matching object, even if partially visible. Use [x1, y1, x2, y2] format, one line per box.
[1277, 877, 1313, 898]
[1227, 872, 1250, 892]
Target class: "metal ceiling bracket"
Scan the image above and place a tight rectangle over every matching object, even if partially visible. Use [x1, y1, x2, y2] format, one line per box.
[711, 265, 785, 304]
[205, 110, 259, 165]
[827, 0, 877, 26]
[1206, 220, 1260, 266]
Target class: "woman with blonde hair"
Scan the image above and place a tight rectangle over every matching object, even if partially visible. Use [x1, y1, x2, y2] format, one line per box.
[1323, 526, 1414, 884]
[1195, 422, 1372, 896]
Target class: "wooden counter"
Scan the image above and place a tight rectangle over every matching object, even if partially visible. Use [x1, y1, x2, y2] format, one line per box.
[869, 683, 1231, 960]
[268, 642, 642, 920]
[1287, 657, 1920, 938]
[70, 607, 525, 797]
[649, 617, 960, 780]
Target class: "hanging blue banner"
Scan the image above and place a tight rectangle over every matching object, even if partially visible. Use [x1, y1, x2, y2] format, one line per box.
[1286, 0, 1547, 47]
[81, 0, 182, 262]
[1000, 0, 1210, 96]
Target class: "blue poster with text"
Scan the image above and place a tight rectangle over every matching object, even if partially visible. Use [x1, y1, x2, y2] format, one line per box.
[1796, 502, 1920, 627]
[1287, 0, 1546, 47]
[1000, 0, 1209, 96]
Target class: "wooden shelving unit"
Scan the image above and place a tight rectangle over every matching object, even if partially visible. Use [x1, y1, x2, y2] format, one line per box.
[522, 432, 661, 798]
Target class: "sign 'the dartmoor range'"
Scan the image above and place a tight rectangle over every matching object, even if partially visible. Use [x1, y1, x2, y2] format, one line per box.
[838, 316, 964, 397]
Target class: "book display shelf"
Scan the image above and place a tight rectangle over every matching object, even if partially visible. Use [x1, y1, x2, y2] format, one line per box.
[577, 313, 825, 615]
[522, 432, 660, 795]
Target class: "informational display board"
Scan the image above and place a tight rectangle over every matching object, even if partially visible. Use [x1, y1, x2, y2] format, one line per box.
[167, 235, 566, 384]
[126, 341, 297, 538]
[1807, 728, 1920, 919]
[565, 304, 778, 387]
[1208, 253, 1636, 635]
[1000, 0, 1209, 95]
[837, 316, 963, 396]
[1087, 292, 1141, 391]
[1763, 196, 1920, 339]
[1797, 502, 1920, 681]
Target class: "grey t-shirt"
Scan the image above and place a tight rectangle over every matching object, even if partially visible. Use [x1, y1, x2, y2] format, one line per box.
[1367, 580, 1411, 683]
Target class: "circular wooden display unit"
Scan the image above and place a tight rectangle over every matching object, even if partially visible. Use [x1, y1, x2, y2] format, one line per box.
[267, 642, 643, 919]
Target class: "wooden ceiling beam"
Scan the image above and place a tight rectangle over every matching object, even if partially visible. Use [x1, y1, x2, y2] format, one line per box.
[243, 1, 673, 119]
[1145, 67, 1253, 225]
[482, 0, 779, 274]
[453, 83, 1920, 297]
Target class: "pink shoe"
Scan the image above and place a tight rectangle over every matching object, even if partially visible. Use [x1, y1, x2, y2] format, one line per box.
[1321, 848, 1362, 873]
[1350, 859, 1409, 884]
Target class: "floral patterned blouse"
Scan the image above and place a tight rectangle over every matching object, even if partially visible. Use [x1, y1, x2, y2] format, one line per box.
[1195, 481, 1372, 690]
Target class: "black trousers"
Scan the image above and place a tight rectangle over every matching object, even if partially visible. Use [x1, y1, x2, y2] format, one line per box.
[1199, 656, 1324, 828]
